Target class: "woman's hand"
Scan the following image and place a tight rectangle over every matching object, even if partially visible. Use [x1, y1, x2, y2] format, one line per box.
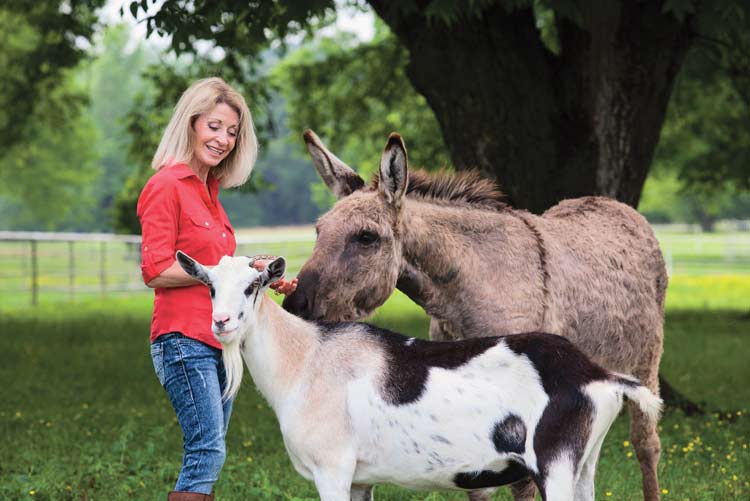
[252, 260, 299, 295]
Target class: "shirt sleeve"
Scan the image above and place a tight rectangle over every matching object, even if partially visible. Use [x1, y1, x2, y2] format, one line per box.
[137, 176, 180, 284]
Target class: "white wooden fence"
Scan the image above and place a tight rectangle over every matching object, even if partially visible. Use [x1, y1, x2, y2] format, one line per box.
[1, 226, 749, 308]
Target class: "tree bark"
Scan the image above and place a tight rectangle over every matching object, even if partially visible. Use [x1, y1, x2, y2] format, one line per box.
[369, 1, 693, 213]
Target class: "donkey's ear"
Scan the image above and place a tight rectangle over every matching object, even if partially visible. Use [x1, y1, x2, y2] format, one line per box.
[303, 129, 364, 199]
[379, 133, 408, 209]
[259, 257, 286, 288]
[176, 251, 211, 285]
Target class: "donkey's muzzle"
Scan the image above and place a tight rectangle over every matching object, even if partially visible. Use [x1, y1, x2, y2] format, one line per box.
[282, 270, 320, 320]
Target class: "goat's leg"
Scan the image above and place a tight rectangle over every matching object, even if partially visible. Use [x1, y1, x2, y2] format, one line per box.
[350, 485, 373, 501]
[313, 475, 351, 501]
[574, 435, 605, 501]
[630, 399, 662, 501]
[313, 464, 356, 501]
[537, 459, 575, 501]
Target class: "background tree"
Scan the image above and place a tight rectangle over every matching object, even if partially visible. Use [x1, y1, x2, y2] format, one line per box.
[0, 0, 103, 150]
[0, 6, 101, 230]
[127, 0, 750, 214]
[87, 24, 151, 230]
[641, 23, 750, 231]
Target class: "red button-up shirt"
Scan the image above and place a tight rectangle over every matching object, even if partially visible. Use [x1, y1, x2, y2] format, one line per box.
[137, 163, 236, 349]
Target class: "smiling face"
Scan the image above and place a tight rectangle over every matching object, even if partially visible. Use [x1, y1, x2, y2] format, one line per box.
[176, 252, 286, 345]
[190, 102, 239, 175]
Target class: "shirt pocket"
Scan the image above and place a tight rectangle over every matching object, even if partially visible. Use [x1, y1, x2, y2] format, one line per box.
[180, 211, 217, 254]
[187, 211, 215, 231]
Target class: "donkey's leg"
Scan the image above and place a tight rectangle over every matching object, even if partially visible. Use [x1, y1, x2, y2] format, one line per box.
[629, 342, 663, 501]
[509, 477, 537, 501]
[630, 397, 662, 501]
[467, 489, 493, 501]
[350, 485, 373, 501]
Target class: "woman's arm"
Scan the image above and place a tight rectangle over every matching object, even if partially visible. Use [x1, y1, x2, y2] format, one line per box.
[148, 258, 297, 293]
[146, 261, 203, 288]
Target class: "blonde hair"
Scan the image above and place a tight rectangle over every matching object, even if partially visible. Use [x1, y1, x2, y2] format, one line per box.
[152, 77, 258, 188]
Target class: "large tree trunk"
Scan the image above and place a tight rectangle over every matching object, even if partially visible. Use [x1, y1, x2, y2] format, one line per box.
[369, 1, 693, 213]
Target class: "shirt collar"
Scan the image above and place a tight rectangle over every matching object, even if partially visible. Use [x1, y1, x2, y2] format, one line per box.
[170, 163, 197, 180]
[170, 163, 220, 190]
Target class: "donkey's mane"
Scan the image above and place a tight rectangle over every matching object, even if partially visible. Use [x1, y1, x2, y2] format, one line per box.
[372, 169, 508, 210]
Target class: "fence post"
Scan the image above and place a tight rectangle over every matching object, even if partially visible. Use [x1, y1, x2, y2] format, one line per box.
[30, 239, 38, 307]
[68, 240, 75, 301]
[100, 241, 106, 297]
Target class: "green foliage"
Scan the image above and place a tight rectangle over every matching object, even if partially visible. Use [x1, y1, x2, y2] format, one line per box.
[129, 0, 337, 57]
[641, 2, 750, 225]
[640, 171, 750, 228]
[0, 18, 153, 232]
[274, 21, 450, 180]
[0, 65, 100, 230]
[220, 139, 324, 228]
[0, 0, 104, 150]
[87, 24, 152, 230]
[655, 34, 750, 194]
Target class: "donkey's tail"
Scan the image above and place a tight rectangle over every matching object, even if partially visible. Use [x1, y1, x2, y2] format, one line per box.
[612, 374, 663, 423]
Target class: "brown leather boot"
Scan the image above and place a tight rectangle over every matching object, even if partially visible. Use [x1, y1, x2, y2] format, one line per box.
[167, 491, 214, 500]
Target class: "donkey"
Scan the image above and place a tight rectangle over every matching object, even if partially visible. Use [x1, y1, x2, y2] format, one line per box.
[283, 130, 669, 501]
[177, 251, 662, 501]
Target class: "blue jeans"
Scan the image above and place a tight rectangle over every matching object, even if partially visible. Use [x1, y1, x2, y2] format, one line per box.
[150, 333, 234, 494]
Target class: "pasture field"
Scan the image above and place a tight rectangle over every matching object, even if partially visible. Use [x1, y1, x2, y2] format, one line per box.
[1, 273, 749, 500]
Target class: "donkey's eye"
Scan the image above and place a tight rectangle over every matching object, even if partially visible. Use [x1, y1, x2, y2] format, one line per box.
[354, 231, 379, 246]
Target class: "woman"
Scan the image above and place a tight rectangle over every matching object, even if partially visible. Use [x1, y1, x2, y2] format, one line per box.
[137, 77, 297, 500]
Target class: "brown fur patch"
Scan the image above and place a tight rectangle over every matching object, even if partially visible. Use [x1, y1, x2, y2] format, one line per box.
[371, 170, 508, 211]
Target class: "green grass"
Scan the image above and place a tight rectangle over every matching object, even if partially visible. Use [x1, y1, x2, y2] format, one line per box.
[1, 275, 749, 500]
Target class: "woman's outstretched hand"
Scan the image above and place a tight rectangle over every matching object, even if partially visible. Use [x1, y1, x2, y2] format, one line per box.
[252, 260, 298, 295]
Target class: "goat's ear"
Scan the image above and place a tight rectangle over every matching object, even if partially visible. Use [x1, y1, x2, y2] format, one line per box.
[259, 257, 286, 288]
[378, 133, 408, 209]
[303, 129, 364, 199]
[176, 251, 211, 285]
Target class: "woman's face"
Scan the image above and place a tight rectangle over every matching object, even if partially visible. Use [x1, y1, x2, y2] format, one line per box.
[191, 102, 240, 172]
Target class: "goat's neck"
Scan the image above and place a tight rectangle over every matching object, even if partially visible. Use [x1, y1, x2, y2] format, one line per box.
[241, 294, 318, 412]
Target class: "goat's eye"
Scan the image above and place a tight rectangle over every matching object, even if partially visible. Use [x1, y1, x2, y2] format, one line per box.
[208, 285, 215, 298]
[354, 231, 379, 246]
[244, 281, 258, 296]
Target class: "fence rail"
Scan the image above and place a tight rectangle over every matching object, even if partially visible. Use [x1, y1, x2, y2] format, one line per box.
[0, 230, 316, 308]
[1, 227, 749, 308]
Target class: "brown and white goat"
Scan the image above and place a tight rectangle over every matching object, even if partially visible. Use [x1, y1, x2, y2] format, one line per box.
[177, 251, 662, 501]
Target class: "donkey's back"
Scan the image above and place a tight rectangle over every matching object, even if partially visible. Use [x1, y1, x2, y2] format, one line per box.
[534, 196, 667, 373]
